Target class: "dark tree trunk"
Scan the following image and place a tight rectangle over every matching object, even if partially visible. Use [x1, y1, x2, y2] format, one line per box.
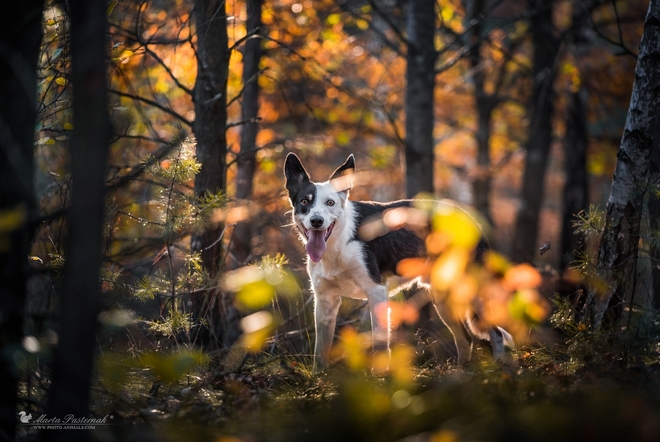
[560, 5, 591, 273]
[191, 0, 240, 347]
[0, 1, 43, 439]
[590, 0, 660, 327]
[232, 0, 262, 267]
[45, 1, 111, 440]
[468, 0, 496, 221]
[404, 0, 436, 198]
[560, 87, 589, 273]
[512, 0, 559, 262]
[192, 0, 229, 275]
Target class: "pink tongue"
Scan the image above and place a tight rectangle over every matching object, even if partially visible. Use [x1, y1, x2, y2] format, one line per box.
[306, 230, 327, 262]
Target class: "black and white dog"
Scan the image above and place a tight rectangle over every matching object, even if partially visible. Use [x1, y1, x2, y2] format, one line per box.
[284, 153, 510, 370]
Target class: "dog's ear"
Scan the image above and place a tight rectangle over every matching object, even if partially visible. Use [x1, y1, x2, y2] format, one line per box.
[284, 153, 310, 197]
[329, 154, 355, 193]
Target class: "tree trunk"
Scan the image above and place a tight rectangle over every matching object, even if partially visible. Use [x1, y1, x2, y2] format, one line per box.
[192, 0, 229, 275]
[560, 87, 589, 273]
[45, 1, 110, 440]
[404, 0, 436, 198]
[468, 0, 496, 221]
[232, 0, 262, 267]
[512, 0, 559, 262]
[0, 1, 43, 439]
[650, 127, 660, 310]
[191, 0, 240, 348]
[590, 0, 660, 327]
[560, 1, 592, 274]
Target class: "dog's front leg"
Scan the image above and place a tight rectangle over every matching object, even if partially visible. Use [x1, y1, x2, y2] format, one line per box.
[367, 285, 390, 356]
[313, 292, 341, 371]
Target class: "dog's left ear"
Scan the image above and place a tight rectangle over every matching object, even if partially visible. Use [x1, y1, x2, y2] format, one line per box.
[329, 154, 355, 193]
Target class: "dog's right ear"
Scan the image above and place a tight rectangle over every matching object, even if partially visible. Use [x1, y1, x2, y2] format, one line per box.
[284, 153, 311, 197]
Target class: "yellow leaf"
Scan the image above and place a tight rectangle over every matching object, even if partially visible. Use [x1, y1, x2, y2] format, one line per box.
[55, 77, 66, 86]
[0, 204, 26, 233]
[63, 122, 74, 130]
[335, 327, 369, 371]
[236, 279, 276, 310]
[239, 311, 274, 351]
[45, 19, 56, 26]
[107, 0, 118, 16]
[327, 13, 341, 25]
[431, 247, 469, 292]
[356, 19, 369, 30]
[431, 202, 481, 249]
[484, 250, 511, 275]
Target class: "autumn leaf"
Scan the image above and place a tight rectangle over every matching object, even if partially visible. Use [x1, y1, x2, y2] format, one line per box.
[502, 263, 542, 291]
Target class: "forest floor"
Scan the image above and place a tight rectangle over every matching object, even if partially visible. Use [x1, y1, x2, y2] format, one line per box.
[17, 331, 660, 442]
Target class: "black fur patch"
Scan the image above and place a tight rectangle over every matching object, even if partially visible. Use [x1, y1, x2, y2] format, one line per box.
[351, 200, 488, 284]
[284, 153, 318, 218]
[352, 200, 426, 284]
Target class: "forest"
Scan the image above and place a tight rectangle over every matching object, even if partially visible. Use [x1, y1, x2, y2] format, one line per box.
[1, 0, 660, 441]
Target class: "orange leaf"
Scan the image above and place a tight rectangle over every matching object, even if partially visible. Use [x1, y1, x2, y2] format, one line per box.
[389, 301, 419, 329]
[503, 263, 542, 291]
[396, 258, 432, 279]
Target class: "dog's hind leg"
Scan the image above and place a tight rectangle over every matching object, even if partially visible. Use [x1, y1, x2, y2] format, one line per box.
[432, 301, 472, 364]
[313, 293, 341, 371]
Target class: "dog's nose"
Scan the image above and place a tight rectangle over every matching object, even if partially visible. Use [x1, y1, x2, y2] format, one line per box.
[310, 216, 324, 228]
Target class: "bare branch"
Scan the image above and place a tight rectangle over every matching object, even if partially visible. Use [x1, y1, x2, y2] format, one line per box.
[107, 88, 192, 127]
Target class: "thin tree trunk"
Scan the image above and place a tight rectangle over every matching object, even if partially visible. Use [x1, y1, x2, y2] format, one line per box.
[45, 1, 110, 440]
[468, 0, 496, 221]
[404, 0, 436, 198]
[560, 86, 589, 273]
[512, 0, 559, 262]
[232, 0, 262, 267]
[560, 5, 591, 273]
[590, 0, 660, 327]
[192, 0, 229, 275]
[0, 1, 43, 439]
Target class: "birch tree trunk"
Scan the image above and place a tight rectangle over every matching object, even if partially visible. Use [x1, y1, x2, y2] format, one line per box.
[649, 126, 660, 310]
[591, 0, 660, 328]
[404, 0, 436, 198]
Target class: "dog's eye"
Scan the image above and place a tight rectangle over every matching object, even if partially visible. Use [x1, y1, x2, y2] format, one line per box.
[300, 198, 309, 206]
[326, 199, 335, 206]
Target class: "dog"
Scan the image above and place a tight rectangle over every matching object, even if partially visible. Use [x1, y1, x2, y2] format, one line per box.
[284, 153, 512, 370]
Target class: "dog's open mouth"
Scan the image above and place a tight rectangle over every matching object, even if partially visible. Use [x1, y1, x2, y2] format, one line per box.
[303, 221, 335, 262]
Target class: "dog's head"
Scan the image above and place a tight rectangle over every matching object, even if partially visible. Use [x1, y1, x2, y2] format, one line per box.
[284, 153, 355, 262]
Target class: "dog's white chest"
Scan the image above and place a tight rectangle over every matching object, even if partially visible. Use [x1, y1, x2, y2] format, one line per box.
[308, 240, 374, 300]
